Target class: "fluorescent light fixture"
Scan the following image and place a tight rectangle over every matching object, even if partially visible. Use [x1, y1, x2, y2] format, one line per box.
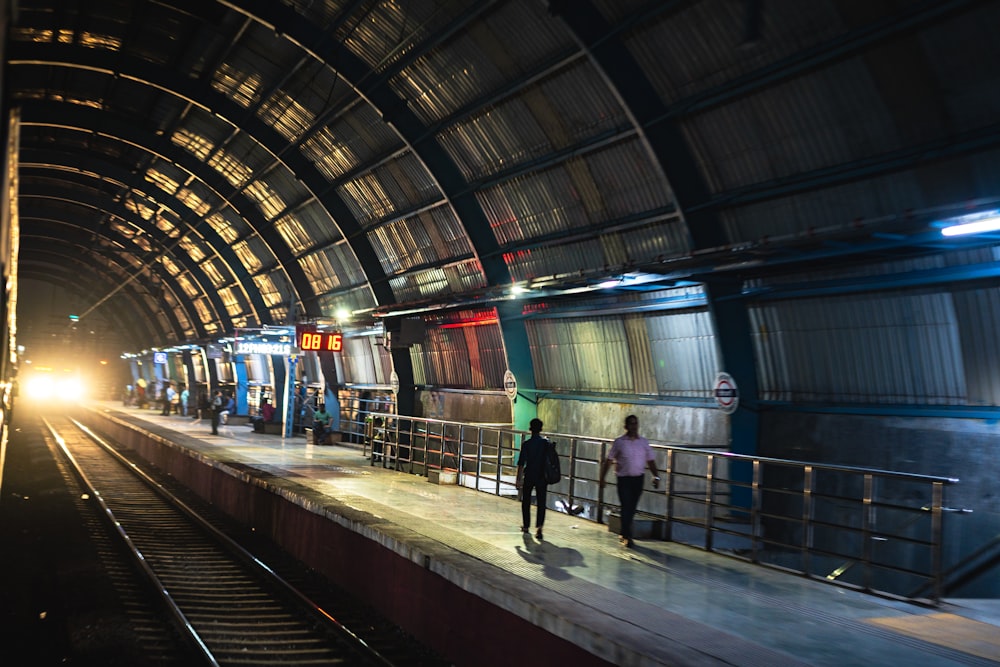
[940, 209, 1000, 237]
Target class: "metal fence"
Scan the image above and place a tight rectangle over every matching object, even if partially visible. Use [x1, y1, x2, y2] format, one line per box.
[365, 413, 960, 603]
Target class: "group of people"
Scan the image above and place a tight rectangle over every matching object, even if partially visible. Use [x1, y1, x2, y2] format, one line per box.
[516, 414, 659, 549]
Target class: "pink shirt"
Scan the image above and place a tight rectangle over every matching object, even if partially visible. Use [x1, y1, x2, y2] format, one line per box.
[608, 434, 654, 477]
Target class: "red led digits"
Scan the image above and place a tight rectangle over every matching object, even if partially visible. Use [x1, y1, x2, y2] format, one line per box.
[298, 331, 342, 352]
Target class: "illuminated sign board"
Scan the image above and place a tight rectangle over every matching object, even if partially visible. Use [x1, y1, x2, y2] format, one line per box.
[298, 330, 343, 352]
[235, 341, 292, 356]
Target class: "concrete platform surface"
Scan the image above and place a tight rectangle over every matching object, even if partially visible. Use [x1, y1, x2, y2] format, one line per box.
[95, 402, 1000, 667]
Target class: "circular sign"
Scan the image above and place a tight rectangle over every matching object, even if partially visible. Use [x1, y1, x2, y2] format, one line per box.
[714, 372, 739, 414]
[503, 369, 517, 401]
[390, 370, 400, 395]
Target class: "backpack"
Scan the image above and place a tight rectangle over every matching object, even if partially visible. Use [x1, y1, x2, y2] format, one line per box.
[543, 439, 560, 484]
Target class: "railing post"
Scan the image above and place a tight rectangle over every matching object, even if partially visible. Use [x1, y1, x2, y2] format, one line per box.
[567, 438, 577, 512]
[802, 465, 813, 576]
[862, 473, 874, 592]
[597, 441, 608, 525]
[665, 449, 674, 542]
[930, 481, 944, 603]
[751, 459, 761, 564]
[705, 454, 715, 551]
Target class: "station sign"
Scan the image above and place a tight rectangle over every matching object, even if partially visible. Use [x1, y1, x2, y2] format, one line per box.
[714, 372, 739, 414]
[235, 340, 292, 356]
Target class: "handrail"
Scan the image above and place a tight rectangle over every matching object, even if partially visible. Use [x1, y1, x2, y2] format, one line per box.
[366, 412, 961, 604]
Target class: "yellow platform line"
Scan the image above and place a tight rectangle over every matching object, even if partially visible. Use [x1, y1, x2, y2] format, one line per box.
[867, 613, 1000, 661]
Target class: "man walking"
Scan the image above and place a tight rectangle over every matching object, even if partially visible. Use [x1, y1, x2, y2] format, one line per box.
[515, 418, 551, 540]
[599, 415, 660, 548]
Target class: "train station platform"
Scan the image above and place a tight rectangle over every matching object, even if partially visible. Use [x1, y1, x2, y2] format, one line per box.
[89, 402, 1000, 666]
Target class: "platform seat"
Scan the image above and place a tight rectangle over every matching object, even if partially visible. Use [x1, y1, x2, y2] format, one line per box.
[304, 427, 335, 445]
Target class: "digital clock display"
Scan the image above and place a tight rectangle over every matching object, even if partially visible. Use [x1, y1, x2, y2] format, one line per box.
[298, 330, 343, 352]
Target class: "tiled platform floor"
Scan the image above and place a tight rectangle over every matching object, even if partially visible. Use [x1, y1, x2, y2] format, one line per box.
[99, 402, 1000, 667]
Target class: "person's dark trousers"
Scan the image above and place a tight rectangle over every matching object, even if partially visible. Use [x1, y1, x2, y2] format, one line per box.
[521, 478, 547, 530]
[211, 411, 220, 435]
[616, 475, 644, 540]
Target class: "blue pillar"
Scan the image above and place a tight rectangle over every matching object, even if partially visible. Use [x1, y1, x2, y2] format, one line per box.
[233, 355, 248, 416]
[497, 300, 536, 431]
[705, 279, 760, 514]
[282, 354, 298, 438]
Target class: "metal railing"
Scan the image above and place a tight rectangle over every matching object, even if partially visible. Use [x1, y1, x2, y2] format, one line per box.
[365, 413, 960, 603]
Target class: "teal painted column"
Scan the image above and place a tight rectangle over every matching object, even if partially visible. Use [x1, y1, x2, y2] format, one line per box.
[282, 354, 298, 438]
[704, 279, 760, 513]
[497, 300, 536, 431]
[233, 355, 248, 416]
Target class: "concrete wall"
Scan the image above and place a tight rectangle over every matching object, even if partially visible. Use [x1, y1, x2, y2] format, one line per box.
[539, 398, 729, 449]
[416, 390, 511, 424]
[760, 411, 1000, 597]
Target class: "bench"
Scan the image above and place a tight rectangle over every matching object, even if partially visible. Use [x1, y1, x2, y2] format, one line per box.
[304, 427, 335, 445]
[257, 421, 283, 435]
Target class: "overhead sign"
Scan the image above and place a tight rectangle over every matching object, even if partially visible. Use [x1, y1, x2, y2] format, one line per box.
[153, 352, 167, 364]
[236, 340, 292, 356]
[714, 372, 739, 414]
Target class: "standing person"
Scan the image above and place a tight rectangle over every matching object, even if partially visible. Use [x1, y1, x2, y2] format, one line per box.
[161, 382, 175, 416]
[179, 384, 189, 417]
[599, 415, 660, 548]
[210, 390, 223, 435]
[515, 418, 551, 540]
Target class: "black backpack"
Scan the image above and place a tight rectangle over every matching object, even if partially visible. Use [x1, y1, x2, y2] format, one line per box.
[543, 439, 560, 484]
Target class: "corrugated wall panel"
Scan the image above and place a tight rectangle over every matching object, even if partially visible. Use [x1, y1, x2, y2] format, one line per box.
[479, 140, 673, 247]
[340, 335, 378, 385]
[752, 291, 967, 404]
[646, 309, 720, 397]
[391, 0, 572, 125]
[953, 288, 1000, 406]
[315, 284, 376, 319]
[623, 1, 849, 104]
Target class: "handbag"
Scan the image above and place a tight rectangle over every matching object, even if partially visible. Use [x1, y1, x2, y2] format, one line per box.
[543, 439, 561, 484]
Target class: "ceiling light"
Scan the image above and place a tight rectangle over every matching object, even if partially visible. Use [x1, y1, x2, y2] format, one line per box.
[940, 210, 1000, 237]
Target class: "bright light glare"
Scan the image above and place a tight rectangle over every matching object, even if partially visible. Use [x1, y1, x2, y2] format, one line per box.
[24, 374, 85, 401]
[940, 210, 1000, 237]
[58, 378, 84, 401]
[25, 376, 54, 399]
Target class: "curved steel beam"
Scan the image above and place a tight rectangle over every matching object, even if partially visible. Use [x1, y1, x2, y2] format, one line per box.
[19, 152, 274, 325]
[198, 0, 513, 285]
[17, 101, 311, 328]
[19, 193, 222, 340]
[18, 262, 155, 347]
[18, 244, 167, 345]
[10, 46, 350, 310]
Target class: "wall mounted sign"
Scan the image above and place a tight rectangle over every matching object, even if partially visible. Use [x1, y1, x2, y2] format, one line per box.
[714, 372, 739, 414]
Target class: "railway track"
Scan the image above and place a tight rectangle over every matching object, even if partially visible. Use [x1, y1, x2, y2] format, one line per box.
[43, 416, 446, 666]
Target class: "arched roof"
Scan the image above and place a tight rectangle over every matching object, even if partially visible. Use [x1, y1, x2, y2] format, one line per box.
[6, 0, 999, 353]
